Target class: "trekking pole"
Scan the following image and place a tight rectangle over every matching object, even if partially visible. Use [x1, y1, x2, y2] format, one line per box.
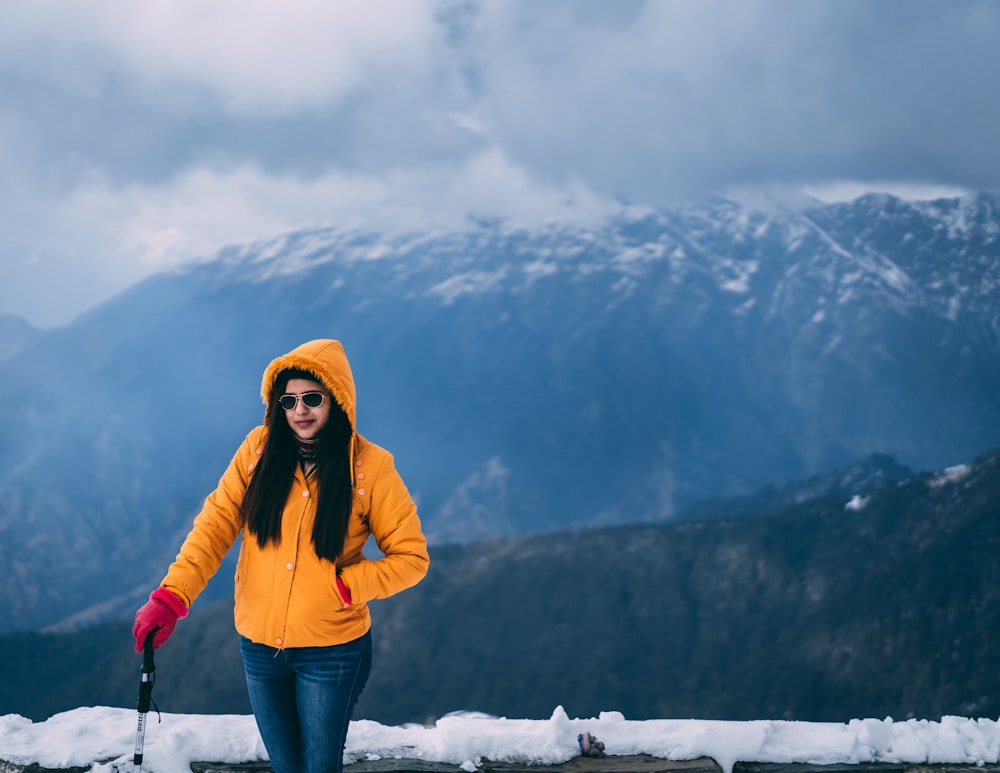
[133, 631, 157, 773]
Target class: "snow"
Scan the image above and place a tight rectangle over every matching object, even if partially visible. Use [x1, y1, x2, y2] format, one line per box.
[844, 494, 869, 511]
[2, 706, 1000, 773]
[929, 464, 971, 488]
[427, 268, 510, 304]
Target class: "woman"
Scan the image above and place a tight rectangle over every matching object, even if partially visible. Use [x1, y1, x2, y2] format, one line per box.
[133, 339, 429, 773]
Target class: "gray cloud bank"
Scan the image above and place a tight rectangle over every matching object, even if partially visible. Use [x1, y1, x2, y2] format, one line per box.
[1, 0, 997, 326]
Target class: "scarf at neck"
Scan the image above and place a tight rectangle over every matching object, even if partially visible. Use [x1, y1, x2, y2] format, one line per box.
[294, 435, 319, 463]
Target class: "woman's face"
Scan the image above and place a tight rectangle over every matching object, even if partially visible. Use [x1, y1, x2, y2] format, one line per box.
[281, 378, 332, 440]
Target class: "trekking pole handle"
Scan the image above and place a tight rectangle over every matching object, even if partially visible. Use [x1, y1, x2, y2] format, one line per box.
[142, 631, 155, 673]
[137, 632, 156, 713]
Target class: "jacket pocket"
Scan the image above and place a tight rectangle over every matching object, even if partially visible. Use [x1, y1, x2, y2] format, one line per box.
[327, 559, 348, 610]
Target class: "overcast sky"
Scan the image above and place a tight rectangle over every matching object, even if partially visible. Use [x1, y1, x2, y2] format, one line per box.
[1, 0, 997, 327]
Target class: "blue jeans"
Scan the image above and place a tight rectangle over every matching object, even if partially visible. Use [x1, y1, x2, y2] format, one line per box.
[240, 632, 372, 773]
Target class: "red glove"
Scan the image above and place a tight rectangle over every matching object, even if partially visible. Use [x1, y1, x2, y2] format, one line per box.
[133, 587, 189, 652]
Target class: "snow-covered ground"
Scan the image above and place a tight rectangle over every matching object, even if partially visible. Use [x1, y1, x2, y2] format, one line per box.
[2, 706, 1000, 773]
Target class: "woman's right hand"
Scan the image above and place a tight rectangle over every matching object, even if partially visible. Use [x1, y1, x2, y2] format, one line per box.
[133, 587, 189, 651]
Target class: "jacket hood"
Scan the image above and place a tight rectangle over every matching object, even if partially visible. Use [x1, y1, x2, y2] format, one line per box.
[260, 339, 357, 431]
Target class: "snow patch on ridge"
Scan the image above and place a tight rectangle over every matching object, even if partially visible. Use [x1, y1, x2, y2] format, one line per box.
[929, 464, 971, 488]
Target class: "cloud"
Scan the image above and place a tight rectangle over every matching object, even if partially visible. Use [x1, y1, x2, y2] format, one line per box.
[0, 1, 440, 112]
[0, 148, 619, 326]
[473, 1, 1000, 199]
[1, 0, 998, 326]
[76, 148, 617, 265]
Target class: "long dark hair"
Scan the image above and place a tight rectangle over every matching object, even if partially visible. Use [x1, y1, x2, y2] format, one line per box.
[242, 368, 354, 562]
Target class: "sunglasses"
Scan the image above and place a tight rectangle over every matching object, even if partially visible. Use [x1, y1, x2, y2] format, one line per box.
[278, 392, 326, 410]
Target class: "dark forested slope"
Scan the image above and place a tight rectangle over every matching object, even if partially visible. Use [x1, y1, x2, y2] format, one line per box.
[2, 448, 998, 723]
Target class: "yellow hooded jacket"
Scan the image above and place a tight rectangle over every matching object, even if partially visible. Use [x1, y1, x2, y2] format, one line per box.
[160, 339, 429, 648]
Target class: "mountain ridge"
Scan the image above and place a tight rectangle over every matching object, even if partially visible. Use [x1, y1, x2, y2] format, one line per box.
[0, 313, 43, 362]
[0, 192, 998, 633]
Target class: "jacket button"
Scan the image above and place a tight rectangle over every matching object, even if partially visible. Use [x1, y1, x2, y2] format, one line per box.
[286, 562, 294, 571]
[357, 472, 366, 480]
[248, 463, 255, 472]
[356, 459, 362, 467]
[302, 490, 310, 497]
[357, 487, 366, 496]
[275, 637, 283, 646]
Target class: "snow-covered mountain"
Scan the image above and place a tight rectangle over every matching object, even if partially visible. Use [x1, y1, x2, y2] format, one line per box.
[1, 192, 998, 633]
